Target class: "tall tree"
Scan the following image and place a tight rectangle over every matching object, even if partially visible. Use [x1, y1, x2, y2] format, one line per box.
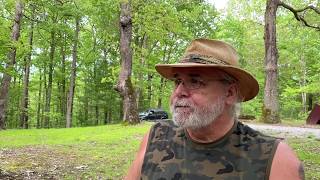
[44, 29, 56, 128]
[20, 3, 35, 129]
[66, 17, 80, 128]
[43, 6, 60, 128]
[262, 0, 319, 123]
[0, 0, 24, 130]
[36, 69, 43, 128]
[58, 21, 67, 126]
[263, 0, 280, 123]
[114, 1, 139, 124]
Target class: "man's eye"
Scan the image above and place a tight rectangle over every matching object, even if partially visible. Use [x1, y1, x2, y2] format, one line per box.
[174, 79, 182, 86]
[190, 78, 201, 84]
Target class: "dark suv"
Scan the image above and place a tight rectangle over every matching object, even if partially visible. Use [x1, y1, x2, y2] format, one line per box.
[139, 109, 169, 120]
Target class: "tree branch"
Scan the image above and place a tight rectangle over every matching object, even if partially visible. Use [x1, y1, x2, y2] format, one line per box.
[279, 2, 320, 30]
[23, 14, 42, 23]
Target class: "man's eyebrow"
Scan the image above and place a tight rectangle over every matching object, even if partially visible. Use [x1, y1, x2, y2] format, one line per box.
[188, 74, 201, 78]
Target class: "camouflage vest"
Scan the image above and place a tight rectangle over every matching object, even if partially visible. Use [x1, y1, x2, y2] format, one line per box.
[141, 120, 279, 180]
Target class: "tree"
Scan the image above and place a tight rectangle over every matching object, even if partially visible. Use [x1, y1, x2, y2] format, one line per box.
[114, 1, 139, 124]
[262, 0, 280, 123]
[66, 17, 80, 128]
[44, 19, 57, 128]
[262, 0, 319, 123]
[0, 0, 24, 130]
[20, 3, 35, 129]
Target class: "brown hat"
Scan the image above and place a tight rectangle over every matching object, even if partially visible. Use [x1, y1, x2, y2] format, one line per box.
[155, 38, 259, 101]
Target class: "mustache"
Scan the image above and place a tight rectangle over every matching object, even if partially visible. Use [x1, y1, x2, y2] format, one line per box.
[171, 99, 194, 108]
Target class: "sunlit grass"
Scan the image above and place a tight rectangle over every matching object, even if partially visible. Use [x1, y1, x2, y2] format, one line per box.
[288, 137, 320, 180]
[0, 121, 319, 179]
[0, 123, 151, 148]
[0, 122, 152, 179]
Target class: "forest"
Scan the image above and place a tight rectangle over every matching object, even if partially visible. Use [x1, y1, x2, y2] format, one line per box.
[0, 0, 319, 129]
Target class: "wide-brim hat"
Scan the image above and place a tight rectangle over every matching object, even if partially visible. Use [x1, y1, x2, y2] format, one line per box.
[155, 39, 259, 102]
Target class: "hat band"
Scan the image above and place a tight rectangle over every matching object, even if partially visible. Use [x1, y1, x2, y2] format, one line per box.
[180, 54, 230, 65]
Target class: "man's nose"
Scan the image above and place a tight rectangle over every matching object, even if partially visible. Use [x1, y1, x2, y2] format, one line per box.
[174, 82, 190, 98]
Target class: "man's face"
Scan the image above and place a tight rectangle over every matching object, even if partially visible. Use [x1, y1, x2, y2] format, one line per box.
[170, 68, 230, 129]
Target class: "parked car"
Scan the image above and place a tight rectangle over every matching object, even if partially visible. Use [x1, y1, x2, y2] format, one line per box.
[139, 109, 169, 120]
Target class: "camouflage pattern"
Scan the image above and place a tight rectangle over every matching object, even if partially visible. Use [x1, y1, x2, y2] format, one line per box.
[141, 120, 279, 180]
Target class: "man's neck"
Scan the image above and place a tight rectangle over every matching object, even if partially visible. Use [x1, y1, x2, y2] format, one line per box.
[186, 115, 235, 143]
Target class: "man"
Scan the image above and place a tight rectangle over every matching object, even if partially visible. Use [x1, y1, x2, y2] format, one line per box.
[126, 39, 304, 180]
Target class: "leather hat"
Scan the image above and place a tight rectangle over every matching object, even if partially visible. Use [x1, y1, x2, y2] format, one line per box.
[155, 38, 259, 101]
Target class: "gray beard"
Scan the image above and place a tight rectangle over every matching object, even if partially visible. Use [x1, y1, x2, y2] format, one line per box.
[170, 97, 226, 130]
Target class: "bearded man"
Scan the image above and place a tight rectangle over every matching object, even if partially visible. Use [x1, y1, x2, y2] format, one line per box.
[126, 39, 304, 180]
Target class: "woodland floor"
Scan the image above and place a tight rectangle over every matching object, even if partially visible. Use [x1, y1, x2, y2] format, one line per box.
[0, 145, 120, 180]
[0, 122, 319, 179]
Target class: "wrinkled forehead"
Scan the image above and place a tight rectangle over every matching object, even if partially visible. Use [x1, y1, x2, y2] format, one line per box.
[172, 67, 228, 79]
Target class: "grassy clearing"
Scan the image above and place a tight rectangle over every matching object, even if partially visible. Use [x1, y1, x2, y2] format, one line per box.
[242, 118, 320, 129]
[0, 123, 150, 147]
[0, 122, 152, 179]
[0, 121, 319, 179]
[287, 137, 320, 180]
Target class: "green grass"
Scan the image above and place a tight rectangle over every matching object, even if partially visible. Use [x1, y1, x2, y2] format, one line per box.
[0, 122, 152, 179]
[0, 123, 150, 147]
[0, 122, 319, 179]
[287, 137, 320, 180]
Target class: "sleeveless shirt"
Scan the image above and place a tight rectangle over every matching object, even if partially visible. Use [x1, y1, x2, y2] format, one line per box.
[141, 120, 279, 180]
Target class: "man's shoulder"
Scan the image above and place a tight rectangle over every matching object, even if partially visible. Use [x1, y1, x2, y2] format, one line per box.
[235, 121, 279, 140]
[270, 141, 303, 180]
[152, 120, 176, 129]
[149, 120, 182, 141]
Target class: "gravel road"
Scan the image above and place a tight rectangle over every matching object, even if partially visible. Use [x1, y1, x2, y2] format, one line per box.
[245, 123, 320, 139]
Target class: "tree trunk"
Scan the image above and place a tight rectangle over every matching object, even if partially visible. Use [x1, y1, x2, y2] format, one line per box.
[11, 75, 22, 128]
[147, 74, 152, 108]
[136, 34, 147, 110]
[157, 77, 165, 108]
[42, 66, 48, 128]
[262, 0, 280, 124]
[308, 94, 313, 111]
[92, 24, 99, 126]
[119, 96, 123, 121]
[299, 53, 307, 113]
[157, 42, 174, 109]
[144, 41, 159, 108]
[56, 81, 61, 127]
[104, 109, 108, 124]
[114, 1, 139, 124]
[104, 108, 110, 124]
[36, 69, 42, 128]
[108, 110, 112, 123]
[84, 94, 88, 126]
[95, 105, 99, 125]
[20, 4, 34, 129]
[60, 30, 67, 123]
[66, 17, 80, 128]
[0, 0, 24, 130]
[44, 30, 56, 128]
[157, 45, 167, 109]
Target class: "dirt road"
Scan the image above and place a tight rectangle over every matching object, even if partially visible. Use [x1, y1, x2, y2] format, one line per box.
[245, 123, 320, 139]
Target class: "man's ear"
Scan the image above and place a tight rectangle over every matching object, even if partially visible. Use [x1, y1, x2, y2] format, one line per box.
[225, 83, 238, 105]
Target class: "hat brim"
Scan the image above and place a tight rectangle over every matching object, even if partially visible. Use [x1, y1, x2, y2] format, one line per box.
[155, 63, 259, 102]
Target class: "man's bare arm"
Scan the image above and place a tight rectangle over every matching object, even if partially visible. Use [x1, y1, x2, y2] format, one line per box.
[270, 141, 304, 180]
[125, 130, 150, 180]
